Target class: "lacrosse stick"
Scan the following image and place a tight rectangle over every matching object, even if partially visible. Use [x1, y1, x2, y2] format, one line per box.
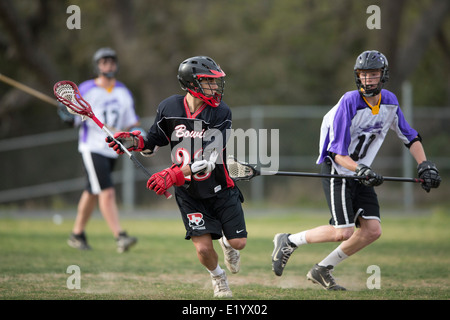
[53, 80, 172, 199]
[0, 73, 58, 107]
[227, 156, 424, 183]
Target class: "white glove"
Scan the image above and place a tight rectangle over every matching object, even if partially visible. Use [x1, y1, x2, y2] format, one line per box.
[191, 150, 219, 175]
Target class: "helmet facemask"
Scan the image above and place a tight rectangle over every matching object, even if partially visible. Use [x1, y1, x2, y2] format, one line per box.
[97, 56, 118, 79]
[188, 75, 225, 107]
[354, 69, 384, 97]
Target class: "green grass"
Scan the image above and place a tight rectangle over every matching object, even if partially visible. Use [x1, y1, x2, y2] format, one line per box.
[0, 210, 449, 301]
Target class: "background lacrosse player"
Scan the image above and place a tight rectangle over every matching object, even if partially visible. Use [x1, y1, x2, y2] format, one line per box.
[108, 56, 247, 298]
[271, 50, 441, 290]
[58, 47, 141, 253]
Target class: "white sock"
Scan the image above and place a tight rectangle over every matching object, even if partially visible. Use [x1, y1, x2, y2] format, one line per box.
[318, 246, 348, 267]
[207, 264, 224, 277]
[288, 231, 308, 247]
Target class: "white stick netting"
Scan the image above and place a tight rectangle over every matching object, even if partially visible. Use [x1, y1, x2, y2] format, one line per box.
[55, 83, 87, 120]
[226, 156, 254, 180]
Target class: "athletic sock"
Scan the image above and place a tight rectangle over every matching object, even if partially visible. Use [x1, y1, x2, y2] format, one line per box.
[318, 245, 348, 267]
[288, 231, 308, 247]
[207, 264, 224, 277]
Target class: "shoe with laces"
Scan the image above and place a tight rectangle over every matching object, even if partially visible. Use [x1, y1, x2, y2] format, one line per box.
[271, 233, 297, 276]
[211, 271, 232, 298]
[306, 264, 347, 290]
[116, 231, 137, 253]
[68, 231, 91, 250]
[219, 237, 240, 274]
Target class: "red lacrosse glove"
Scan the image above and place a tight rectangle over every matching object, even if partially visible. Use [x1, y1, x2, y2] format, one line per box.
[147, 165, 185, 195]
[106, 130, 145, 155]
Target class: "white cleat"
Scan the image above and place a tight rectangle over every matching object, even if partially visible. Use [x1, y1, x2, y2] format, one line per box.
[219, 237, 241, 274]
[211, 271, 233, 298]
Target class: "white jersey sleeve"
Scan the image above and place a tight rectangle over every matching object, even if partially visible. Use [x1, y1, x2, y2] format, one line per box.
[76, 80, 139, 158]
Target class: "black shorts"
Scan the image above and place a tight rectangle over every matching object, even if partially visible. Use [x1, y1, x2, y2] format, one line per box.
[80, 151, 116, 194]
[321, 158, 380, 228]
[175, 186, 247, 241]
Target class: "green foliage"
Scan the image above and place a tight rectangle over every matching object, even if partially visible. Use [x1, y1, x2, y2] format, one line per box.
[0, 0, 448, 208]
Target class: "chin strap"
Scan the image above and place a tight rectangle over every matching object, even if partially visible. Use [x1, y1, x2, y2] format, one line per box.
[361, 93, 381, 115]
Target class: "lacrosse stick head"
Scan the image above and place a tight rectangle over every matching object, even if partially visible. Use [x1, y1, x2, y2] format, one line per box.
[53, 81, 93, 120]
[226, 156, 260, 181]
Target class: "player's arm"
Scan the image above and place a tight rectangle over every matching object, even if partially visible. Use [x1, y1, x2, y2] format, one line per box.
[332, 153, 384, 187]
[409, 138, 426, 164]
[333, 154, 358, 172]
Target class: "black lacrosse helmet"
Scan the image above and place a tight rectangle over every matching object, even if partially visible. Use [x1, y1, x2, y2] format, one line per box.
[177, 56, 226, 107]
[93, 47, 119, 78]
[354, 50, 389, 97]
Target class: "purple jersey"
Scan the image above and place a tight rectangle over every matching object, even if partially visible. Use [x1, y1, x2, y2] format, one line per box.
[145, 94, 235, 199]
[317, 89, 418, 175]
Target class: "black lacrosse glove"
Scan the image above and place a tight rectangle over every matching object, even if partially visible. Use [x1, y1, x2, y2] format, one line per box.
[417, 160, 441, 193]
[57, 102, 75, 125]
[355, 164, 384, 187]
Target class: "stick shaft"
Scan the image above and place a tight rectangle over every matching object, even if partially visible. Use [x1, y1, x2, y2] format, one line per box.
[0, 73, 58, 106]
[262, 170, 422, 183]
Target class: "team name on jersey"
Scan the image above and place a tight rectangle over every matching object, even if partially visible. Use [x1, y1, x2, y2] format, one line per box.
[174, 124, 206, 139]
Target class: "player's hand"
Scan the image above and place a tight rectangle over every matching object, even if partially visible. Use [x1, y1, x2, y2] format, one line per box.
[106, 130, 144, 155]
[190, 150, 219, 175]
[57, 102, 75, 125]
[417, 160, 441, 193]
[355, 164, 384, 187]
[147, 164, 185, 195]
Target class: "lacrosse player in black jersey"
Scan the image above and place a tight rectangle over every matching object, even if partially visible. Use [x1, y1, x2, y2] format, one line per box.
[107, 56, 246, 298]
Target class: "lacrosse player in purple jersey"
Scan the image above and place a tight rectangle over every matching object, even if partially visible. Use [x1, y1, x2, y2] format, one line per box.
[271, 50, 441, 290]
[58, 48, 140, 253]
[108, 56, 247, 298]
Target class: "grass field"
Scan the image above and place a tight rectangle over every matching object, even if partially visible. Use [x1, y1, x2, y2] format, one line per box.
[0, 208, 449, 303]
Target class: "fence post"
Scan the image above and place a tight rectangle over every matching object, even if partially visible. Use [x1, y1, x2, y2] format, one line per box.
[402, 81, 414, 210]
[251, 107, 264, 203]
[122, 158, 135, 210]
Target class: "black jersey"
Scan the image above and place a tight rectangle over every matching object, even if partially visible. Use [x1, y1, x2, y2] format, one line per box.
[145, 94, 235, 199]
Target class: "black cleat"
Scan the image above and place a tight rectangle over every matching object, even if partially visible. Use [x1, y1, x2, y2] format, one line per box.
[307, 264, 347, 290]
[68, 232, 92, 250]
[116, 231, 137, 253]
[271, 233, 297, 276]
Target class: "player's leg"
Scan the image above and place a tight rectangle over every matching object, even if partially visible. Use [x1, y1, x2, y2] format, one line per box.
[86, 152, 137, 252]
[339, 186, 382, 256]
[340, 218, 381, 256]
[192, 234, 232, 298]
[307, 177, 381, 290]
[68, 190, 96, 250]
[69, 149, 102, 250]
[306, 219, 380, 291]
[304, 176, 355, 290]
[272, 159, 355, 276]
[98, 186, 137, 252]
[72, 190, 96, 235]
[176, 189, 232, 297]
[216, 187, 247, 274]
[98, 187, 121, 237]
[192, 234, 219, 271]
